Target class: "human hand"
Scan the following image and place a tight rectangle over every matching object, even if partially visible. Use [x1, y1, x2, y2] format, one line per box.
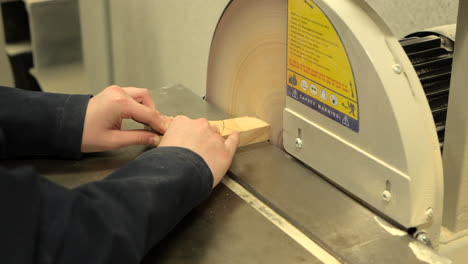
[81, 85, 171, 153]
[159, 116, 240, 188]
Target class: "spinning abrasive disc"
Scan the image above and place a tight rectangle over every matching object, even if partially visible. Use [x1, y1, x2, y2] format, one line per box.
[206, 0, 287, 147]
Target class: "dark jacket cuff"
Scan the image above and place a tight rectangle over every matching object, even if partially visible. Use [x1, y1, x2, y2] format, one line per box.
[55, 94, 91, 159]
[0, 87, 91, 159]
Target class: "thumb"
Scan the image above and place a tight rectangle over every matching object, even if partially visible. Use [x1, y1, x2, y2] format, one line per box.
[110, 130, 161, 148]
[224, 131, 240, 157]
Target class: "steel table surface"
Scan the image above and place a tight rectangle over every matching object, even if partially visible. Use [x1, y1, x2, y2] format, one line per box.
[0, 85, 449, 263]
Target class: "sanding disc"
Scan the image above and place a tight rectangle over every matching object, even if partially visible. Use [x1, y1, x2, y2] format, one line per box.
[206, 0, 287, 147]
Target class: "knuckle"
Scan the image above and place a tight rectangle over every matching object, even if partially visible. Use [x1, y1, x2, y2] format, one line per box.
[105, 85, 128, 105]
[196, 118, 209, 127]
[174, 115, 187, 122]
[153, 109, 161, 116]
[106, 85, 122, 92]
[137, 135, 149, 145]
[113, 94, 128, 105]
[151, 110, 159, 119]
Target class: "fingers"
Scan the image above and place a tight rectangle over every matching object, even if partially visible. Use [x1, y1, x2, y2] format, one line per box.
[110, 130, 161, 149]
[224, 131, 240, 157]
[125, 99, 170, 134]
[122, 87, 156, 109]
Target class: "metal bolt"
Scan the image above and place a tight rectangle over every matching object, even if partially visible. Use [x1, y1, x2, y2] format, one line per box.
[382, 190, 392, 202]
[393, 64, 403, 74]
[425, 208, 434, 220]
[415, 232, 432, 247]
[295, 138, 303, 149]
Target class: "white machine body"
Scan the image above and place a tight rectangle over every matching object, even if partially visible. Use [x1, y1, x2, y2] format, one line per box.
[282, 0, 443, 240]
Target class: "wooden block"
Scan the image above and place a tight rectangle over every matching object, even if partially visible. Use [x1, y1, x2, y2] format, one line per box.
[209, 117, 270, 147]
[148, 116, 270, 147]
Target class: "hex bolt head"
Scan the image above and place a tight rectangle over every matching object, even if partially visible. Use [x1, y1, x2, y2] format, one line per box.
[295, 138, 303, 149]
[382, 190, 392, 202]
[393, 64, 403, 74]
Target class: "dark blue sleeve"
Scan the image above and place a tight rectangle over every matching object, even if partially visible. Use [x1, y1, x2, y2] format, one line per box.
[0, 86, 215, 263]
[0, 86, 91, 159]
[1, 147, 213, 264]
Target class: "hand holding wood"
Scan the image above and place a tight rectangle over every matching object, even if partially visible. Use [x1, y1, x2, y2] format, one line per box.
[159, 116, 241, 188]
[81, 85, 171, 153]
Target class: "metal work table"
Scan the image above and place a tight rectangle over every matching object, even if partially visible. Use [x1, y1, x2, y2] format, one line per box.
[1, 85, 450, 263]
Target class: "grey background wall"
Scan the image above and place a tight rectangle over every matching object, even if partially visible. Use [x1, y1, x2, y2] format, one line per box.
[365, 0, 459, 37]
[108, 0, 231, 95]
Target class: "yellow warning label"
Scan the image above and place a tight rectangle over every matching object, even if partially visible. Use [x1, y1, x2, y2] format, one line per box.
[287, 0, 359, 131]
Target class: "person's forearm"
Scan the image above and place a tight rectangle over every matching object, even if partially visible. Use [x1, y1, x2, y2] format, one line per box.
[0, 87, 91, 159]
[1, 147, 213, 264]
[70, 147, 213, 260]
[44, 147, 213, 263]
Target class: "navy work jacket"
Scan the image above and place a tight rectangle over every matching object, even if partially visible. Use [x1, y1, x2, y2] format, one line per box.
[0, 87, 213, 264]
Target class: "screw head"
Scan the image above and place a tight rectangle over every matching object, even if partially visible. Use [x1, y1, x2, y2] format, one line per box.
[295, 138, 303, 149]
[382, 190, 392, 202]
[393, 64, 403, 74]
[425, 208, 434, 220]
[415, 232, 432, 247]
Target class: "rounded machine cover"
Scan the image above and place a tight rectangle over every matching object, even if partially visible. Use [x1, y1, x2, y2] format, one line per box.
[207, 0, 443, 242]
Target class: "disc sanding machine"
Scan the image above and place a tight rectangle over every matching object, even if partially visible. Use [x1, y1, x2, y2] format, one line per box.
[206, 0, 468, 260]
